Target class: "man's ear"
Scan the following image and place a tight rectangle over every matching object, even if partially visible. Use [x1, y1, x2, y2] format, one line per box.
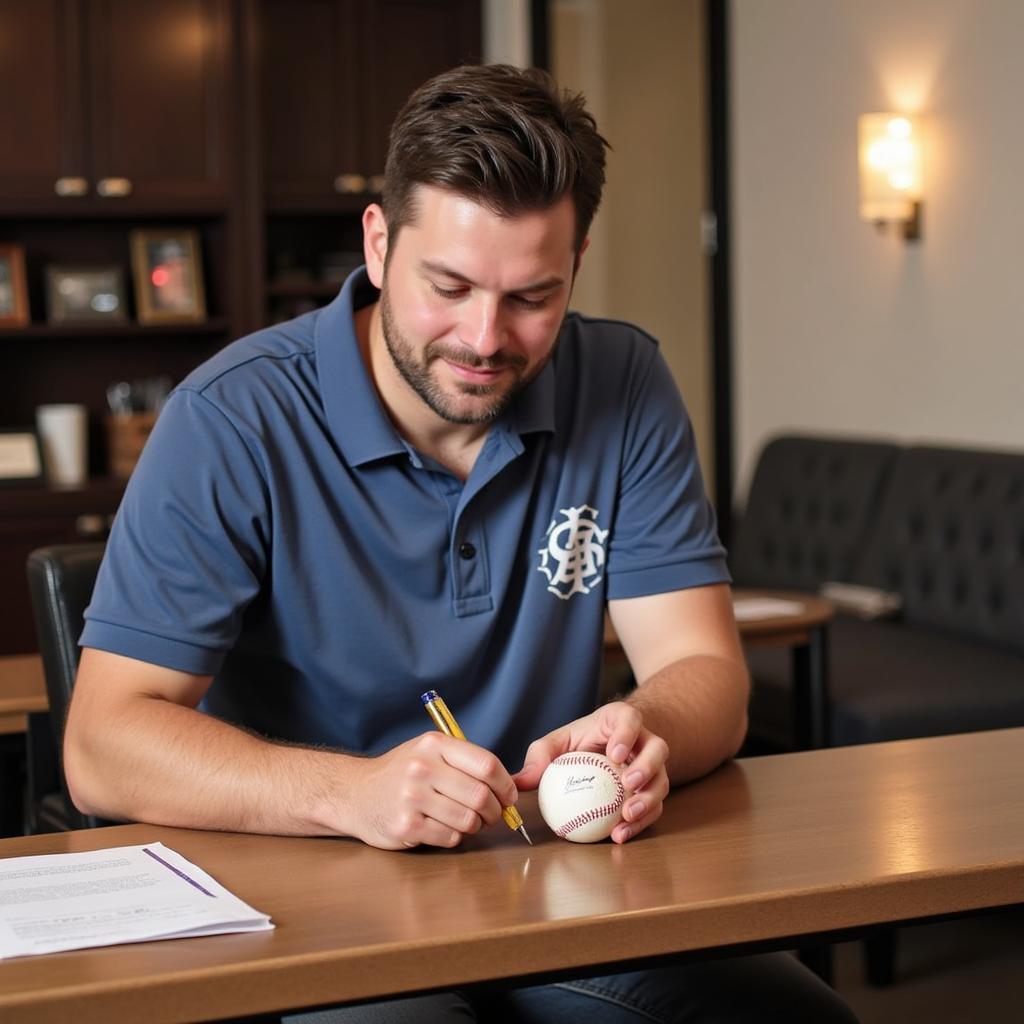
[362, 204, 389, 288]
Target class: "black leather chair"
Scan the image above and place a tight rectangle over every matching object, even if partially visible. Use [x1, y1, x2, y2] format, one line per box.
[731, 434, 899, 593]
[25, 543, 108, 831]
[740, 443, 1024, 749]
[731, 434, 900, 750]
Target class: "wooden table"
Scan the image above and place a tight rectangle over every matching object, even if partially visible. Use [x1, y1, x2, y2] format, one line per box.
[0, 655, 48, 837]
[605, 589, 835, 748]
[2, 728, 1022, 1024]
[0, 654, 47, 735]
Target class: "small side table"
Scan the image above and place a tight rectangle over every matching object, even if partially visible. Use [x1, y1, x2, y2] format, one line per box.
[732, 590, 835, 750]
[0, 655, 48, 838]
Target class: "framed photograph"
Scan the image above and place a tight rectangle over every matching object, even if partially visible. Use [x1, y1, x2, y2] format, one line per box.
[0, 244, 30, 328]
[130, 229, 207, 324]
[0, 428, 45, 486]
[45, 265, 128, 324]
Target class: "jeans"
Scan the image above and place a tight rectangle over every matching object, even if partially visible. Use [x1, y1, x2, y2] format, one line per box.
[284, 952, 859, 1023]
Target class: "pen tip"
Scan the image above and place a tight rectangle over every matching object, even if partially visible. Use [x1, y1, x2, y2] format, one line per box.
[520, 826, 533, 846]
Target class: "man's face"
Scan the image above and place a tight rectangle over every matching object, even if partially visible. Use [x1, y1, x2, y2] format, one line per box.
[367, 187, 579, 426]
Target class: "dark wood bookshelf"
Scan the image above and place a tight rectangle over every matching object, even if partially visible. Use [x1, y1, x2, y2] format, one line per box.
[0, 319, 231, 341]
[0, 0, 482, 654]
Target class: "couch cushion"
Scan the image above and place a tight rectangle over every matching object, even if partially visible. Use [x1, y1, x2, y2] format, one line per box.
[731, 435, 898, 590]
[746, 616, 1024, 748]
[852, 446, 1024, 654]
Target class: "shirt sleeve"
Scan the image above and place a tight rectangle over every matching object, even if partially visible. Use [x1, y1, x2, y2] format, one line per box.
[80, 387, 270, 674]
[604, 344, 730, 599]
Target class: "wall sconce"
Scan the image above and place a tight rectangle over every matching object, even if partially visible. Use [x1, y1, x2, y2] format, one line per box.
[858, 113, 923, 241]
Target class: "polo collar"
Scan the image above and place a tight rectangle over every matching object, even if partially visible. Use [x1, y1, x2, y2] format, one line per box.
[315, 269, 407, 467]
[315, 267, 557, 468]
[511, 356, 556, 437]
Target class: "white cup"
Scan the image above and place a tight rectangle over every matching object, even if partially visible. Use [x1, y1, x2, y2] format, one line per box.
[36, 404, 89, 486]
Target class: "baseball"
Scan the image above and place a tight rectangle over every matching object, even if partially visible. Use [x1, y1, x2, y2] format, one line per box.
[538, 751, 626, 843]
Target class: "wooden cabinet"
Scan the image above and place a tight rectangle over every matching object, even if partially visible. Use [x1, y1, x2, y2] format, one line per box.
[0, 0, 242, 451]
[0, 0, 482, 653]
[86, 0, 233, 205]
[257, 0, 363, 206]
[0, 0, 232, 210]
[251, 0, 481, 326]
[0, 0, 84, 203]
[358, 0, 483, 178]
[257, 0, 479, 206]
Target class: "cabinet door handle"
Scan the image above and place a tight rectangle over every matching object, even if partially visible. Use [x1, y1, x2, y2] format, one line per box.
[367, 174, 385, 195]
[75, 514, 109, 539]
[334, 173, 367, 195]
[54, 176, 89, 197]
[96, 177, 134, 198]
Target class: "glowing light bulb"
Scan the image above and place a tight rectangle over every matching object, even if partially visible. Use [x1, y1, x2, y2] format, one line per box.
[887, 117, 913, 139]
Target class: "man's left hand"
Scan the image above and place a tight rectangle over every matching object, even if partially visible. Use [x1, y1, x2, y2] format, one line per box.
[511, 702, 670, 843]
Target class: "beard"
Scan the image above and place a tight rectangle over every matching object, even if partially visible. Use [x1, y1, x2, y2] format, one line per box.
[379, 286, 558, 426]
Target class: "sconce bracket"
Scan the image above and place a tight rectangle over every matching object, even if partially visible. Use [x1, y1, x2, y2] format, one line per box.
[903, 201, 923, 242]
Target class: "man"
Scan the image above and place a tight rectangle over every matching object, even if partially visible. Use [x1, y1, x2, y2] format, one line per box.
[65, 65, 857, 1022]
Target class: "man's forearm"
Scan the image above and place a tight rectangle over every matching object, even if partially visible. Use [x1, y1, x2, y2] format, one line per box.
[65, 696, 360, 836]
[624, 653, 749, 785]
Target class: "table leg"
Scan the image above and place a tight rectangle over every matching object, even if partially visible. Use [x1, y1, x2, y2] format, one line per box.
[791, 626, 830, 750]
[0, 733, 26, 838]
[25, 712, 60, 835]
[792, 625, 835, 983]
[797, 944, 834, 986]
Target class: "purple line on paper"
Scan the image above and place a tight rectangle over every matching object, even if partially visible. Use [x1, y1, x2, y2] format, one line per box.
[143, 847, 216, 897]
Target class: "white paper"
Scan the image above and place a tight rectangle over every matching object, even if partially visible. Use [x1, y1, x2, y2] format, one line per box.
[732, 597, 806, 621]
[0, 842, 273, 959]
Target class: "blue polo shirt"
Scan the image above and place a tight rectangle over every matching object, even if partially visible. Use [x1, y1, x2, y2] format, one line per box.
[82, 269, 728, 768]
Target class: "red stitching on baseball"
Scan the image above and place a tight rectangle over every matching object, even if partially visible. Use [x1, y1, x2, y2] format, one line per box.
[551, 753, 625, 837]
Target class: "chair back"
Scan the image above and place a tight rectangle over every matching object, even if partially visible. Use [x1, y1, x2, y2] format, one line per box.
[26, 543, 106, 830]
[852, 445, 1024, 653]
[731, 435, 899, 590]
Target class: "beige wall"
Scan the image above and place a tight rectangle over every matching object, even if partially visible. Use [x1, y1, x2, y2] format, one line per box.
[482, 0, 531, 67]
[732, 0, 1024, 504]
[553, 0, 714, 489]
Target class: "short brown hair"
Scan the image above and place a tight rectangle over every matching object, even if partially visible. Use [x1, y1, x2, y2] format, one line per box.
[382, 64, 608, 253]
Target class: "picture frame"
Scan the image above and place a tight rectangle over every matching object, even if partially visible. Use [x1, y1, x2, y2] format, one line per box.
[0, 428, 45, 486]
[130, 228, 207, 324]
[45, 265, 128, 324]
[0, 244, 30, 328]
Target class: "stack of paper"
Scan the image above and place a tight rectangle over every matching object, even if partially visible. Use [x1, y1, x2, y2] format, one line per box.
[732, 597, 805, 621]
[0, 842, 273, 959]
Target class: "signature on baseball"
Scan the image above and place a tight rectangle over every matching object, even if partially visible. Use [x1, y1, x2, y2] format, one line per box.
[564, 774, 596, 793]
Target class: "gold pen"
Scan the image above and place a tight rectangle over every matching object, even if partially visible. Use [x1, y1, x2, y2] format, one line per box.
[420, 689, 533, 845]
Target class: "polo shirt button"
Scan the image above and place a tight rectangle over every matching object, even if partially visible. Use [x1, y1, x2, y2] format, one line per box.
[458, 541, 476, 560]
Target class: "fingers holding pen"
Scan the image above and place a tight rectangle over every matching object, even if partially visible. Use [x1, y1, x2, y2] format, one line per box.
[357, 733, 517, 850]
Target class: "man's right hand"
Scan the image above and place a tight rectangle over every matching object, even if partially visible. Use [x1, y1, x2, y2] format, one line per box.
[344, 732, 519, 850]
[65, 649, 517, 850]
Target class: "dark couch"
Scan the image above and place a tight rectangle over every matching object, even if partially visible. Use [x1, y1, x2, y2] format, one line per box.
[732, 435, 1024, 750]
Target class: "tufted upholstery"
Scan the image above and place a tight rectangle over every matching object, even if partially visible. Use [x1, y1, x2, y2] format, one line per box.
[737, 438, 1024, 751]
[851, 446, 1024, 654]
[730, 435, 898, 589]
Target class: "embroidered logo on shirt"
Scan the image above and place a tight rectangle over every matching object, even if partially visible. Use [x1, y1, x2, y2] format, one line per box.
[537, 505, 608, 600]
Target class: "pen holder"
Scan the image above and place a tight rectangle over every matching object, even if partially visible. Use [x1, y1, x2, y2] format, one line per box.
[106, 412, 158, 478]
